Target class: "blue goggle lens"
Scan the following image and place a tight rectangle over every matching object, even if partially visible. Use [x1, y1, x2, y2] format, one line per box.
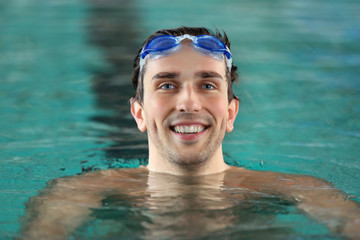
[196, 36, 223, 50]
[141, 36, 178, 58]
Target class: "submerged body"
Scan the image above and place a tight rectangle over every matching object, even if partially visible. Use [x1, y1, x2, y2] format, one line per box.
[20, 166, 359, 239]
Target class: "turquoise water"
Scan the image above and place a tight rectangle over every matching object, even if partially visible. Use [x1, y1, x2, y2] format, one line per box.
[0, 0, 359, 239]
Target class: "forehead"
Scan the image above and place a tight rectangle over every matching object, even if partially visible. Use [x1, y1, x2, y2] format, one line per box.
[143, 41, 227, 78]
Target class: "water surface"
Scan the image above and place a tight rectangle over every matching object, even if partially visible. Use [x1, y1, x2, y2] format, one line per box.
[0, 0, 359, 239]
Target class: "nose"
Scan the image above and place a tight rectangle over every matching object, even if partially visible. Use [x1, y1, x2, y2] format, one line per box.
[176, 84, 202, 113]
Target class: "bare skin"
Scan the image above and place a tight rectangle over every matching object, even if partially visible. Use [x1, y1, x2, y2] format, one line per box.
[18, 38, 360, 239]
[19, 167, 360, 239]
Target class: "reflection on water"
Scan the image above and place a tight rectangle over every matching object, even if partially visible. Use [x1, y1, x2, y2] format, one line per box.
[87, 0, 148, 164]
[65, 170, 329, 240]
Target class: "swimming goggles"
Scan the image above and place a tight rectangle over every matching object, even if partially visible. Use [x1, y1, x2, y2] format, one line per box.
[139, 34, 233, 75]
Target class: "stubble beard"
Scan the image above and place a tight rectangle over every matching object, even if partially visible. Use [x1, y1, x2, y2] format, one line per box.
[148, 121, 226, 171]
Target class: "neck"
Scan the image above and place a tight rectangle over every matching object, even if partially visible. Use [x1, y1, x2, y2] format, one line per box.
[147, 145, 229, 176]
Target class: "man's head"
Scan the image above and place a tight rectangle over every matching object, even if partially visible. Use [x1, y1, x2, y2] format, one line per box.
[130, 26, 239, 175]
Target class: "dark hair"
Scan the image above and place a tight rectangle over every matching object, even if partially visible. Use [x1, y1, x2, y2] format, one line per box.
[131, 26, 239, 103]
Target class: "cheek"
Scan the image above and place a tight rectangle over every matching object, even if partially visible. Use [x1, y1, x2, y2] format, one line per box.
[205, 97, 229, 121]
[145, 95, 173, 122]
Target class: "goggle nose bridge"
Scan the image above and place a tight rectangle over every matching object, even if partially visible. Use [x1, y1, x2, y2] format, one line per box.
[174, 34, 197, 44]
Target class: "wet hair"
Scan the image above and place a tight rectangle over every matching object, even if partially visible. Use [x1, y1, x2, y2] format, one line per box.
[131, 26, 239, 103]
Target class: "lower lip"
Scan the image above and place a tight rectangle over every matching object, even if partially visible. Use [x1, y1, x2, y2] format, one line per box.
[171, 128, 207, 141]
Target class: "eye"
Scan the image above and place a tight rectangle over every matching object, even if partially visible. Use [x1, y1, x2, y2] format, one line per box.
[201, 83, 216, 90]
[160, 83, 176, 90]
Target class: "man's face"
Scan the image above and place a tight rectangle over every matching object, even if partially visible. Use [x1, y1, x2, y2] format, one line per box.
[132, 40, 238, 168]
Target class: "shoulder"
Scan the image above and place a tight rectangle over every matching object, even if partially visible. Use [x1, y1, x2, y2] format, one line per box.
[224, 166, 332, 191]
[47, 166, 149, 190]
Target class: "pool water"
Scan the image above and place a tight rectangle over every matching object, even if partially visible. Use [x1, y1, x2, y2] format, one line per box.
[0, 0, 359, 239]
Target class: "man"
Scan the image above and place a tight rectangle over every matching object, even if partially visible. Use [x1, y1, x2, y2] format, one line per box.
[130, 27, 238, 176]
[19, 27, 359, 239]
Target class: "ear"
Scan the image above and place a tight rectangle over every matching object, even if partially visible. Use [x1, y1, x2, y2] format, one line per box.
[226, 98, 239, 133]
[130, 98, 147, 132]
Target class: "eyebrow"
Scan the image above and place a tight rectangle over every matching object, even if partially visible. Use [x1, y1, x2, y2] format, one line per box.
[151, 71, 224, 81]
[152, 72, 180, 81]
[195, 71, 224, 80]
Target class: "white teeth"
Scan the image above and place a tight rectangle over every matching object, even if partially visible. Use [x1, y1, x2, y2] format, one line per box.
[174, 125, 205, 134]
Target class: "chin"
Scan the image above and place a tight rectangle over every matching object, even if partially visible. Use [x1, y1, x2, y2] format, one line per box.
[169, 153, 210, 168]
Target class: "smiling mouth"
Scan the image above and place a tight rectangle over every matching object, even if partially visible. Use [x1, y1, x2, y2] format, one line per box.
[170, 125, 208, 134]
